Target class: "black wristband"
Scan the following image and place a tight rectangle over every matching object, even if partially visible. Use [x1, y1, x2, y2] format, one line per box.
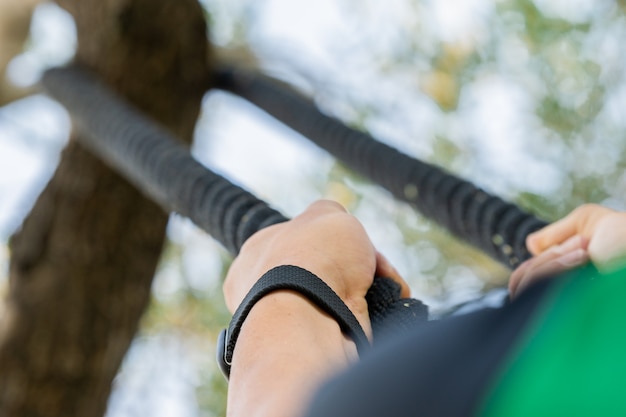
[217, 265, 370, 379]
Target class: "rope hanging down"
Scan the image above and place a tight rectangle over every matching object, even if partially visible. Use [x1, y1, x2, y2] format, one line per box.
[215, 67, 549, 269]
[41, 65, 427, 338]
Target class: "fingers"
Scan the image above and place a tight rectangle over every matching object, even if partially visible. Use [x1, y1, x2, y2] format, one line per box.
[509, 235, 589, 299]
[526, 217, 579, 255]
[527, 204, 614, 255]
[375, 252, 411, 298]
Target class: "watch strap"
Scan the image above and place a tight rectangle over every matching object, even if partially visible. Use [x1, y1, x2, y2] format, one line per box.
[217, 265, 370, 379]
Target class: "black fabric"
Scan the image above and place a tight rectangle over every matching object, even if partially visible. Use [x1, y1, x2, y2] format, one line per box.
[219, 265, 370, 378]
[365, 277, 428, 340]
[303, 279, 554, 417]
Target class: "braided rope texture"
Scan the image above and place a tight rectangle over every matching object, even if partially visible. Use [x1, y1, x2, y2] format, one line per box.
[42, 65, 425, 338]
[216, 67, 549, 269]
[42, 66, 287, 255]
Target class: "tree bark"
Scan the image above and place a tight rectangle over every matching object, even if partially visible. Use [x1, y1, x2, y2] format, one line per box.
[0, 1, 211, 416]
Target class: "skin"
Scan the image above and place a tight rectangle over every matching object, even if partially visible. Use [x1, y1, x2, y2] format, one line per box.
[224, 201, 626, 417]
[509, 204, 626, 298]
[223, 200, 408, 417]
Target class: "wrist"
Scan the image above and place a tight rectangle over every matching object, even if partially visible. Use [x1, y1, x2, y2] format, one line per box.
[218, 265, 370, 379]
[236, 290, 358, 362]
[227, 291, 356, 417]
[257, 261, 373, 335]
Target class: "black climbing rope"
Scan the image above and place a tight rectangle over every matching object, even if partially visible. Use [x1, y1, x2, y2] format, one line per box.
[42, 66, 288, 256]
[214, 66, 549, 269]
[41, 65, 427, 338]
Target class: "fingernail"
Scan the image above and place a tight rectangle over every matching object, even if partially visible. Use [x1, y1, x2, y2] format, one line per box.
[557, 248, 589, 267]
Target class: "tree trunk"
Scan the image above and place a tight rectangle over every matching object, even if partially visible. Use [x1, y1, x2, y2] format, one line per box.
[0, 1, 211, 416]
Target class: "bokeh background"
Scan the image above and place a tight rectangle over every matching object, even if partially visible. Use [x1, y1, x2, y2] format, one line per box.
[1, 0, 625, 415]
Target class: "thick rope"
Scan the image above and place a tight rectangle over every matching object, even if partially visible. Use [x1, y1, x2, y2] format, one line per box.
[42, 66, 287, 255]
[215, 66, 549, 269]
[41, 65, 426, 338]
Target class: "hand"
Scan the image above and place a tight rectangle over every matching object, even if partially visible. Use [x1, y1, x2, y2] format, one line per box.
[223, 201, 408, 417]
[508, 235, 589, 298]
[509, 204, 626, 298]
[223, 199, 409, 335]
[526, 204, 626, 272]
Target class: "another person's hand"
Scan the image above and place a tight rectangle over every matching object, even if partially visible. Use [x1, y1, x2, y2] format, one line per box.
[223, 199, 409, 336]
[509, 204, 626, 298]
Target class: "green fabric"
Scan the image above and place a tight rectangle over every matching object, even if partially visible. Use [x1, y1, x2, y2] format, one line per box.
[480, 265, 626, 416]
